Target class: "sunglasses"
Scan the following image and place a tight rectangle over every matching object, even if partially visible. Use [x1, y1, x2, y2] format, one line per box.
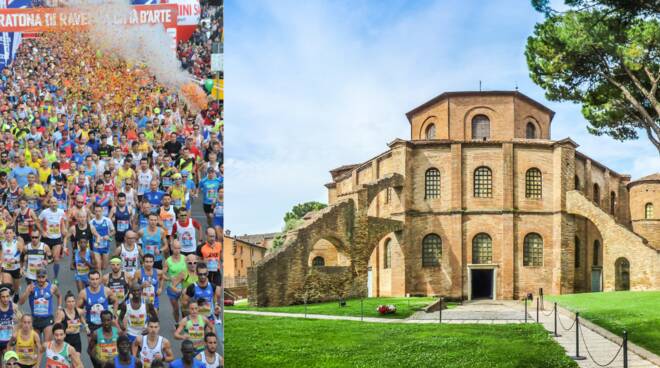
[187, 261, 197, 265]
[198, 272, 208, 277]
[31, 236, 40, 239]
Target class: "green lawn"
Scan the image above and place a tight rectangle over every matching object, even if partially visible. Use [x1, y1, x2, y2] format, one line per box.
[227, 297, 451, 319]
[547, 291, 660, 355]
[225, 314, 577, 368]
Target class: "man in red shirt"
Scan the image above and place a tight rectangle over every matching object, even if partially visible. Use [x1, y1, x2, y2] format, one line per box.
[171, 209, 202, 257]
[199, 228, 222, 286]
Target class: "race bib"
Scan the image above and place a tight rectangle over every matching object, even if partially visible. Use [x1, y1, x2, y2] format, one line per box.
[128, 312, 145, 328]
[142, 285, 155, 305]
[111, 285, 125, 301]
[77, 261, 90, 276]
[27, 255, 43, 276]
[207, 259, 218, 272]
[206, 189, 217, 200]
[117, 220, 129, 232]
[17, 224, 29, 234]
[0, 323, 12, 341]
[90, 303, 104, 325]
[48, 224, 60, 236]
[34, 297, 49, 316]
[27, 199, 38, 210]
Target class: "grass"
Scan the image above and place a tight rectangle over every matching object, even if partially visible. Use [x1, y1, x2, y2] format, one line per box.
[547, 291, 660, 355]
[225, 314, 577, 368]
[227, 297, 453, 319]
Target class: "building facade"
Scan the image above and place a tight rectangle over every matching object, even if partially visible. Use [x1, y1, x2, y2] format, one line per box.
[248, 91, 659, 306]
[224, 236, 267, 288]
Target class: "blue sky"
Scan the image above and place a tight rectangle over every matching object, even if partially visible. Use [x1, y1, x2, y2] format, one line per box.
[224, 0, 660, 235]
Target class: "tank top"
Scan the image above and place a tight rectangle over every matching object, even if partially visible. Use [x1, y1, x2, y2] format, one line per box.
[40, 207, 65, 239]
[141, 227, 162, 262]
[0, 303, 14, 343]
[175, 219, 197, 254]
[140, 268, 159, 308]
[137, 170, 152, 195]
[24, 242, 46, 280]
[75, 250, 92, 278]
[165, 255, 186, 289]
[137, 213, 149, 233]
[108, 272, 128, 303]
[193, 282, 215, 318]
[29, 281, 54, 317]
[120, 244, 140, 278]
[195, 352, 221, 368]
[185, 315, 205, 352]
[170, 185, 185, 208]
[93, 195, 111, 217]
[95, 327, 118, 363]
[6, 187, 19, 212]
[85, 286, 109, 325]
[15, 330, 38, 365]
[62, 308, 82, 335]
[1, 239, 20, 271]
[139, 335, 163, 368]
[45, 341, 72, 368]
[74, 224, 93, 248]
[159, 206, 175, 235]
[53, 189, 68, 210]
[114, 356, 137, 368]
[114, 206, 131, 234]
[124, 301, 147, 337]
[90, 217, 111, 252]
[15, 208, 35, 236]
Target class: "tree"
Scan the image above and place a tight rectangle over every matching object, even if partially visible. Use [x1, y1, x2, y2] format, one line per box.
[271, 201, 328, 250]
[526, 2, 660, 154]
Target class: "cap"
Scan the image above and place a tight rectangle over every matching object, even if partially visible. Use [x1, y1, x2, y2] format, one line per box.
[36, 268, 47, 277]
[3, 351, 18, 363]
[181, 170, 189, 176]
[172, 173, 182, 180]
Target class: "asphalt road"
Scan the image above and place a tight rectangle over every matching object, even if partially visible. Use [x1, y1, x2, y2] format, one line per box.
[14, 196, 211, 367]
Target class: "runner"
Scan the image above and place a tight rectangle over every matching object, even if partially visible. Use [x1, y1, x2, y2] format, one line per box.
[66, 211, 94, 271]
[114, 335, 142, 368]
[133, 254, 164, 311]
[77, 270, 118, 332]
[198, 168, 222, 227]
[168, 340, 205, 368]
[180, 255, 199, 318]
[38, 196, 67, 281]
[1, 228, 24, 299]
[194, 333, 222, 368]
[18, 268, 61, 342]
[103, 257, 130, 305]
[73, 238, 93, 292]
[182, 263, 222, 320]
[169, 174, 187, 210]
[158, 193, 176, 248]
[0, 287, 20, 359]
[54, 291, 89, 353]
[45, 323, 83, 368]
[132, 318, 175, 367]
[89, 204, 115, 270]
[13, 197, 41, 244]
[162, 240, 186, 325]
[22, 174, 45, 212]
[23, 231, 52, 285]
[91, 180, 113, 218]
[51, 180, 68, 211]
[115, 231, 142, 281]
[144, 180, 165, 215]
[87, 310, 119, 368]
[173, 300, 212, 354]
[137, 214, 168, 270]
[212, 187, 223, 236]
[171, 210, 202, 257]
[200, 229, 222, 286]
[8, 314, 42, 368]
[136, 159, 154, 202]
[110, 193, 133, 246]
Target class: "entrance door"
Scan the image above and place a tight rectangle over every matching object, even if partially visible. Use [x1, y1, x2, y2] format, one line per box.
[367, 267, 373, 297]
[471, 269, 493, 299]
[591, 268, 602, 292]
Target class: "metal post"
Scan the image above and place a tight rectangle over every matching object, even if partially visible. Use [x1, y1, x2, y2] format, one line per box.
[536, 297, 539, 323]
[571, 312, 586, 360]
[304, 295, 307, 319]
[539, 288, 544, 310]
[524, 297, 528, 323]
[553, 302, 561, 337]
[623, 331, 628, 368]
[361, 298, 364, 322]
[438, 297, 443, 324]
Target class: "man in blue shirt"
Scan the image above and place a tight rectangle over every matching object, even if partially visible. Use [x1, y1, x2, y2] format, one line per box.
[198, 168, 222, 226]
[9, 155, 36, 187]
[144, 179, 165, 213]
[170, 340, 205, 368]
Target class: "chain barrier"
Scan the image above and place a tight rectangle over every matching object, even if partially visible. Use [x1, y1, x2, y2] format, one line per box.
[579, 323, 624, 367]
[557, 312, 576, 331]
[542, 307, 555, 317]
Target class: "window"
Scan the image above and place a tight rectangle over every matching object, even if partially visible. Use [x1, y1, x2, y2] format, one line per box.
[575, 175, 581, 191]
[471, 115, 490, 140]
[525, 168, 542, 198]
[526, 122, 537, 139]
[593, 240, 601, 266]
[474, 166, 492, 197]
[383, 239, 391, 269]
[425, 124, 436, 139]
[593, 184, 600, 205]
[385, 187, 392, 204]
[615, 257, 630, 291]
[610, 192, 616, 214]
[472, 233, 492, 264]
[312, 256, 325, 267]
[422, 234, 442, 267]
[574, 237, 581, 268]
[645, 203, 654, 219]
[523, 233, 543, 266]
[425, 168, 440, 199]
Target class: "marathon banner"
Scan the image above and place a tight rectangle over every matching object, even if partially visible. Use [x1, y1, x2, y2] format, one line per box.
[0, 4, 178, 32]
[131, 0, 200, 41]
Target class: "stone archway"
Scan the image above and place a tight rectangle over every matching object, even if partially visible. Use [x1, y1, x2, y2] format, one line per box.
[614, 257, 630, 291]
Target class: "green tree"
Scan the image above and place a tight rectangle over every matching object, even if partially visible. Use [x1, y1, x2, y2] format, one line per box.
[271, 201, 328, 250]
[526, 2, 660, 154]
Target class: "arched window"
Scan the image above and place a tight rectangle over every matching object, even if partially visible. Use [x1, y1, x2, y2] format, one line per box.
[593, 184, 600, 205]
[525, 168, 542, 198]
[593, 240, 600, 266]
[422, 234, 442, 267]
[471, 115, 490, 140]
[425, 124, 436, 140]
[574, 237, 581, 268]
[383, 239, 391, 269]
[472, 233, 492, 264]
[615, 258, 630, 291]
[312, 256, 325, 267]
[575, 175, 581, 191]
[474, 166, 492, 197]
[526, 122, 537, 139]
[523, 233, 543, 266]
[645, 203, 654, 219]
[610, 192, 616, 214]
[424, 168, 440, 199]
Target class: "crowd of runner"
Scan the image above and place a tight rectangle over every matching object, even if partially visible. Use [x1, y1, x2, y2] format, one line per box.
[0, 2, 224, 368]
[178, 1, 223, 81]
